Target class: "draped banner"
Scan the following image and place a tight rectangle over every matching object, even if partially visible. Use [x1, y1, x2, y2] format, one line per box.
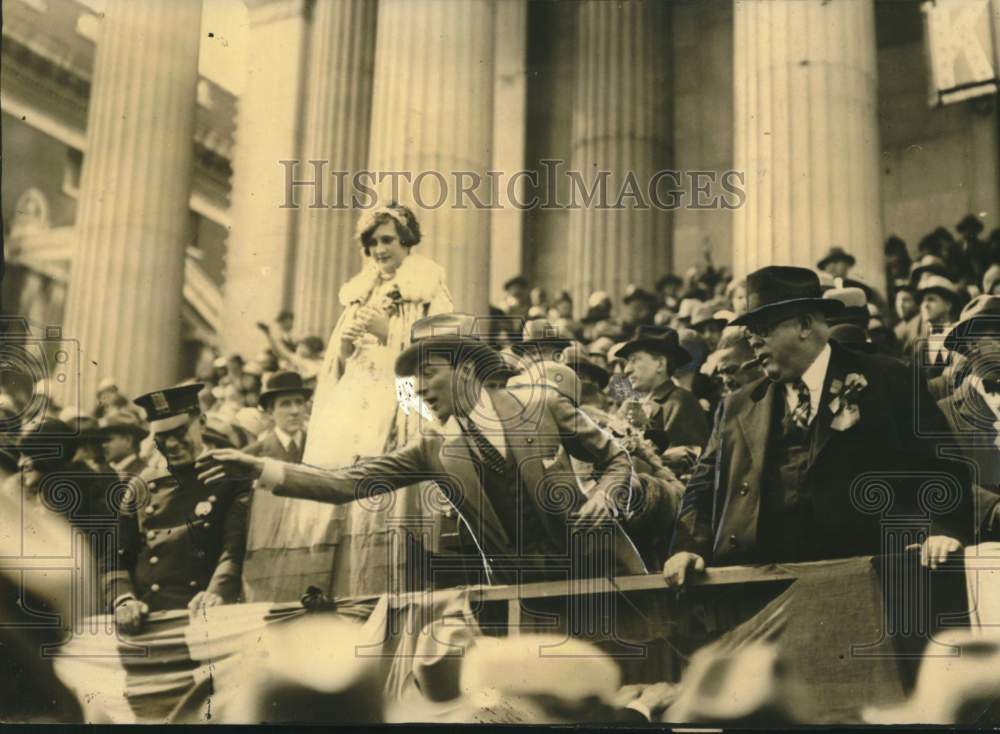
[922, 0, 999, 105]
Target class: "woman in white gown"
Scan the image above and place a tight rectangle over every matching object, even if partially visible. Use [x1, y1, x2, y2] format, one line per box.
[242, 204, 453, 601]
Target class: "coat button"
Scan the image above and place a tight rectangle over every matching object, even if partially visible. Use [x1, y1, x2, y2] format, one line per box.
[729, 535, 738, 548]
[203, 522, 211, 529]
[150, 583, 160, 592]
[146, 530, 157, 540]
[149, 556, 159, 565]
[526, 437, 534, 444]
[145, 505, 156, 515]
[189, 580, 199, 588]
[117, 548, 125, 556]
[208, 495, 217, 503]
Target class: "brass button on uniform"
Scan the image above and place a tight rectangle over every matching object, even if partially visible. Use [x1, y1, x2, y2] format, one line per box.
[149, 556, 159, 565]
[150, 583, 160, 592]
[526, 437, 534, 444]
[189, 580, 199, 588]
[203, 522, 211, 529]
[145, 505, 156, 515]
[146, 530, 157, 540]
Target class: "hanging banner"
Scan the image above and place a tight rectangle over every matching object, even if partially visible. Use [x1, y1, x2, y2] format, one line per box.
[922, 0, 999, 105]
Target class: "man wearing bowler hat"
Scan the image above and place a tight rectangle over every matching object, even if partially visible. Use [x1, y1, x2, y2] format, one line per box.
[102, 383, 251, 634]
[937, 295, 1000, 542]
[613, 325, 710, 454]
[198, 313, 647, 586]
[664, 266, 971, 584]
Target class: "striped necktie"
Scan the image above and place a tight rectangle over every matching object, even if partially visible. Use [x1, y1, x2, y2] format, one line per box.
[791, 379, 812, 430]
[461, 418, 507, 476]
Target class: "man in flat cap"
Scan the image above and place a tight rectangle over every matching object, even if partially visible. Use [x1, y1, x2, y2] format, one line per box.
[102, 383, 251, 634]
[665, 266, 971, 585]
[198, 314, 647, 587]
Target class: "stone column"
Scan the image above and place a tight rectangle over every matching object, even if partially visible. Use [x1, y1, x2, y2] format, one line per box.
[62, 0, 202, 408]
[221, 0, 309, 357]
[366, 0, 495, 315]
[567, 0, 673, 308]
[732, 0, 884, 287]
[489, 0, 528, 308]
[291, 0, 378, 339]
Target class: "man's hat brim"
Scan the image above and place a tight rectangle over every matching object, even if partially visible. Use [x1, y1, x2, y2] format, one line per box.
[730, 297, 844, 327]
[259, 386, 313, 407]
[510, 337, 572, 355]
[570, 360, 610, 389]
[612, 339, 692, 367]
[917, 285, 962, 304]
[817, 252, 856, 269]
[394, 336, 499, 378]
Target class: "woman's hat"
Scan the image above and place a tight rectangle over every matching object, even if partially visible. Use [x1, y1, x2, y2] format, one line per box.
[944, 295, 1000, 354]
[611, 325, 692, 367]
[512, 319, 573, 355]
[816, 246, 856, 270]
[730, 266, 844, 328]
[258, 370, 313, 409]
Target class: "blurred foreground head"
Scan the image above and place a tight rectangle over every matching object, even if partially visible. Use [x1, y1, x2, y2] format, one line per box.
[218, 613, 383, 724]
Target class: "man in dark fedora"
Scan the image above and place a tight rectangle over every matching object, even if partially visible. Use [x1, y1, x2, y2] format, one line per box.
[614, 325, 710, 454]
[816, 247, 856, 280]
[197, 313, 648, 587]
[664, 266, 971, 585]
[245, 371, 312, 464]
[937, 295, 1000, 542]
[102, 383, 251, 633]
[99, 410, 149, 479]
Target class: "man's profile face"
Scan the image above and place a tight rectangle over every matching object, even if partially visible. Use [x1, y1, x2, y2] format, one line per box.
[745, 317, 803, 383]
[270, 394, 305, 434]
[895, 291, 917, 321]
[416, 359, 459, 421]
[716, 347, 759, 394]
[920, 293, 951, 323]
[623, 350, 665, 393]
[154, 415, 204, 469]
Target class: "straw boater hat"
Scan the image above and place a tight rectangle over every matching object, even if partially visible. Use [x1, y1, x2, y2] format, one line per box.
[97, 410, 149, 441]
[824, 286, 869, 327]
[561, 343, 610, 389]
[730, 266, 844, 328]
[915, 272, 961, 305]
[690, 304, 731, 332]
[511, 318, 573, 356]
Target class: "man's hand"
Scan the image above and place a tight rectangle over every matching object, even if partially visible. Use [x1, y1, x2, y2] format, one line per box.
[196, 449, 264, 486]
[188, 591, 225, 615]
[909, 535, 963, 570]
[115, 599, 148, 635]
[662, 551, 705, 587]
[570, 488, 616, 531]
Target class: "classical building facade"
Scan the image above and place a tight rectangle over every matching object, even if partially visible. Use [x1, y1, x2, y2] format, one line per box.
[3, 0, 998, 408]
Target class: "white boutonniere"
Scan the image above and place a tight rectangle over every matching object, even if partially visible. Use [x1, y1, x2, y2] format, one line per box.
[828, 373, 867, 431]
[194, 500, 214, 517]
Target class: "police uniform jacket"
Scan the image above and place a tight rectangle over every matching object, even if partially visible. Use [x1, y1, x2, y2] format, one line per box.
[101, 464, 251, 612]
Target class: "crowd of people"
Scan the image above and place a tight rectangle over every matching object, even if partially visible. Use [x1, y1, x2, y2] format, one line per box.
[2, 203, 999, 724]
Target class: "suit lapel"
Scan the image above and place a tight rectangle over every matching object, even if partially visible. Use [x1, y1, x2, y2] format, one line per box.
[438, 421, 511, 553]
[809, 344, 851, 468]
[737, 377, 775, 469]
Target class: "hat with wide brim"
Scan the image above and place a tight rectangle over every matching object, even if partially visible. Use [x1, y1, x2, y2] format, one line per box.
[395, 314, 506, 379]
[258, 370, 313, 408]
[908, 256, 950, 286]
[816, 247, 856, 270]
[944, 295, 1000, 354]
[511, 319, 573, 355]
[730, 266, 845, 327]
[561, 344, 610, 389]
[612, 325, 692, 367]
[916, 273, 962, 304]
[830, 323, 877, 353]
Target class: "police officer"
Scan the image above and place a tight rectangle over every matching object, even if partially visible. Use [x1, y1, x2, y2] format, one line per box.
[102, 383, 251, 634]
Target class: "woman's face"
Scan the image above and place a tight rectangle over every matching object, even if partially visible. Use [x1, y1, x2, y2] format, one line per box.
[369, 221, 409, 275]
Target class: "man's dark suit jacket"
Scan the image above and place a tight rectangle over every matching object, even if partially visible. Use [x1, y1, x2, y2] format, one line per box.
[671, 341, 973, 565]
[938, 382, 1000, 541]
[258, 387, 647, 584]
[633, 379, 710, 452]
[245, 430, 305, 464]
